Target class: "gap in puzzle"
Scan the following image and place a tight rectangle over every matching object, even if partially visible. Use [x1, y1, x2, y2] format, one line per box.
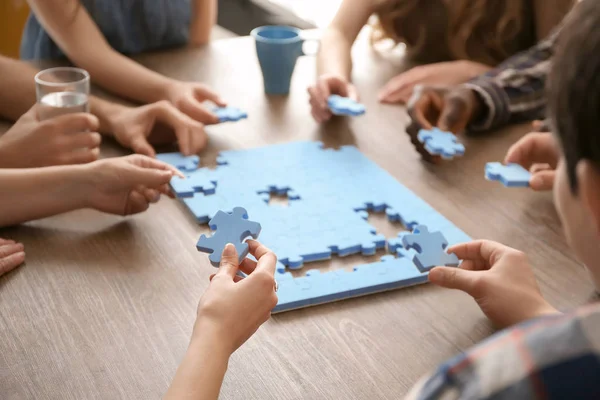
[157, 141, 470, 312]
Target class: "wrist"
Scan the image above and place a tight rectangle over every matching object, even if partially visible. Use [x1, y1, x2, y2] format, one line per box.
[90, 97, 127, 135]
[76, 163, 102, 209]
[191, 317, 234, 360]
[159, 79, 181, 102]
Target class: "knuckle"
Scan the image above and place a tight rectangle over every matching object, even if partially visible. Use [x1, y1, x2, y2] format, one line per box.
[269, 293, 279, 309]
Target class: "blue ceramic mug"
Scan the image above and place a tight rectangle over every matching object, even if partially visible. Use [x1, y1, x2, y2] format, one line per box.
[251, 26, 317, 95]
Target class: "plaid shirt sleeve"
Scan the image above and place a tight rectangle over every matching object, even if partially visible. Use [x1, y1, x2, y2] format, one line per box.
[404, 303, 600, 400]
[462, 26, 561, 132]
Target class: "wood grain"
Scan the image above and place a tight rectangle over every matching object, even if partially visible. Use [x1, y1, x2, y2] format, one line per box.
[0, 34, 592, 400]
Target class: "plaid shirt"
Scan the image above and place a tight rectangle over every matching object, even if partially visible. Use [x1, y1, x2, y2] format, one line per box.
[463, 27, 561, 132]
[405, 303, 600, 400]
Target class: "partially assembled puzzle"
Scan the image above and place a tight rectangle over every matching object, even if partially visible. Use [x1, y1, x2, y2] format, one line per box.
[157, 142, 469, 312]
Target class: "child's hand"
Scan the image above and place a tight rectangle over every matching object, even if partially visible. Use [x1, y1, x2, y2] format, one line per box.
[379, 61, 492, 104]
[84, 155, 183, 215]
[193, 240, 278, 355]
[108, 101, 208, 157]
[407, 85, 481, 134]
[504, 130, 560, 191]
[0, 105, 101, 168]
[0, 238, 25, 277]
[308, 74, 358, 123]
[165, 81, 226, 126]
[428, 240, 559, 328]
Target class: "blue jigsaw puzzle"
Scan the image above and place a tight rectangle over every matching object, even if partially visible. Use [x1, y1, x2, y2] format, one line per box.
[485, 162, 531, 187]
[197, 207, 261, 267]
[160, 141, 470, 312]
[327, 95, 366, 116]
[400, 225, 459, 272]
[417, 128, 465, 159]
[156, 153, 199, 172]
[213, 106, 248, 123]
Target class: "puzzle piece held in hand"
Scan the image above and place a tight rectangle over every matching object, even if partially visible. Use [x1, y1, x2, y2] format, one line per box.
[197, 207, 261, 267]
[417, 128, 465, 159]
[156, 152, 199, 172]
[485, 162, 531, 187]
[327, 95, 366, 116]
[401, 225, 460, 272]
[213, 106, 248, 123]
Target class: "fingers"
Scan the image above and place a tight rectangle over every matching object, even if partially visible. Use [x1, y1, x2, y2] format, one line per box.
[346, 84, 359, 101]
[447, 240, 509, 269]
[46, 112, 100, 134]
[178, 99, 220, 125]
[437, 90, 472, 133]
[379, 74, 416, 104]
[428, 266, 481, 297]
[193, 85, 226, 107]
[130, 135, 156, 157]
[308, 86, 331, 123]
[504, 132, 559, 169]
[141, 188, 161, 203]
[0, 242, 25, 258]
[249, 241, 277, 276]
[58, 147, 100, 165]
[66, 131, 102, 150]
[128, 154, 185, 178]
[216, 243, 239, 279]
[124, 190, 151, 215]
[149, 101, 207, 156]
[530, 170, 556, 191]
[0, 250, 25, 276]
[407, 86, 443, 130]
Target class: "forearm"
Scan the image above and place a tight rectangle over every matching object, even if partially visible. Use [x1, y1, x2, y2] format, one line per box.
[0, 166, 88, 227]
[189, 0, 217, 45]
[0, 57, 38, 121]
[165, 326, 230, 400]
[27, 0, 176, 104]
[463, 26, 560, 133]
[317, 29, 354, 79]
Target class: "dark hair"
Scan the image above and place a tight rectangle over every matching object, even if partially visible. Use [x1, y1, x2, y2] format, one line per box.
[549, 0, 600, 193]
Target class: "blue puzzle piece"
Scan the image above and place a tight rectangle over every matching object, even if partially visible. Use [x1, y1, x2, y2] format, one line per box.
[327, 95, 366, 117]
[158, 142, 471, 311]
[213, 106, 248, 123]
[196, 207, 262, 267]
[485, 162, 531, 187]
[417, 128, 465, 159]
[156, 153, 199, 172]
[401, 225, 459, 272]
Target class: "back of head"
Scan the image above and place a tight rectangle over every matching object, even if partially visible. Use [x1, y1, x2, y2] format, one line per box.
[549, 0, 600, 192]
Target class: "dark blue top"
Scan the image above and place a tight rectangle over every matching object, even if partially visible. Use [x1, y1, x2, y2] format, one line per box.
[20, 0, 192, 60]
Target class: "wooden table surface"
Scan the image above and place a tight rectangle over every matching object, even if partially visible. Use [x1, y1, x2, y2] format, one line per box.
[0, 35, 593, 400]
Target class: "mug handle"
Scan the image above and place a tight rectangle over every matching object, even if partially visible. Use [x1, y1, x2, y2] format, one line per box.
[300, 30, 320, 56]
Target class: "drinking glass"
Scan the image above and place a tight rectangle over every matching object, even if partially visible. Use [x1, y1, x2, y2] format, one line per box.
[35, 67, 90, 120]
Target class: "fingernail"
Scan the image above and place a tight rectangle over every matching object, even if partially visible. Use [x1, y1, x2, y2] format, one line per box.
[152, 193, 161, 203]
[223, 243, 235, 256]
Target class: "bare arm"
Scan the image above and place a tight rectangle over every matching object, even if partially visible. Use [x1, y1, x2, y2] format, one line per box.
[26, 0, 177, 104]
[189, 0, 218, 46]
[0, 166, 87, 227]
[164, 327, 229, 400]
[0, 56, 38, 121]
[317, 0, 379, 79]
[532, 0, 575, 40]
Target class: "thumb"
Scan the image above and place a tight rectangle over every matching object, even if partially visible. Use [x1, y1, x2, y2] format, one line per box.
[428, 266, 479, 296]
[130, 136, 156, 157]
[216, 243, 239, 278]
[530, 170, 556, 191]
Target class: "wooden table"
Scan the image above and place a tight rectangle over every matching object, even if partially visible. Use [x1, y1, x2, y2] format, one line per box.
[0, 34, 593, 400]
